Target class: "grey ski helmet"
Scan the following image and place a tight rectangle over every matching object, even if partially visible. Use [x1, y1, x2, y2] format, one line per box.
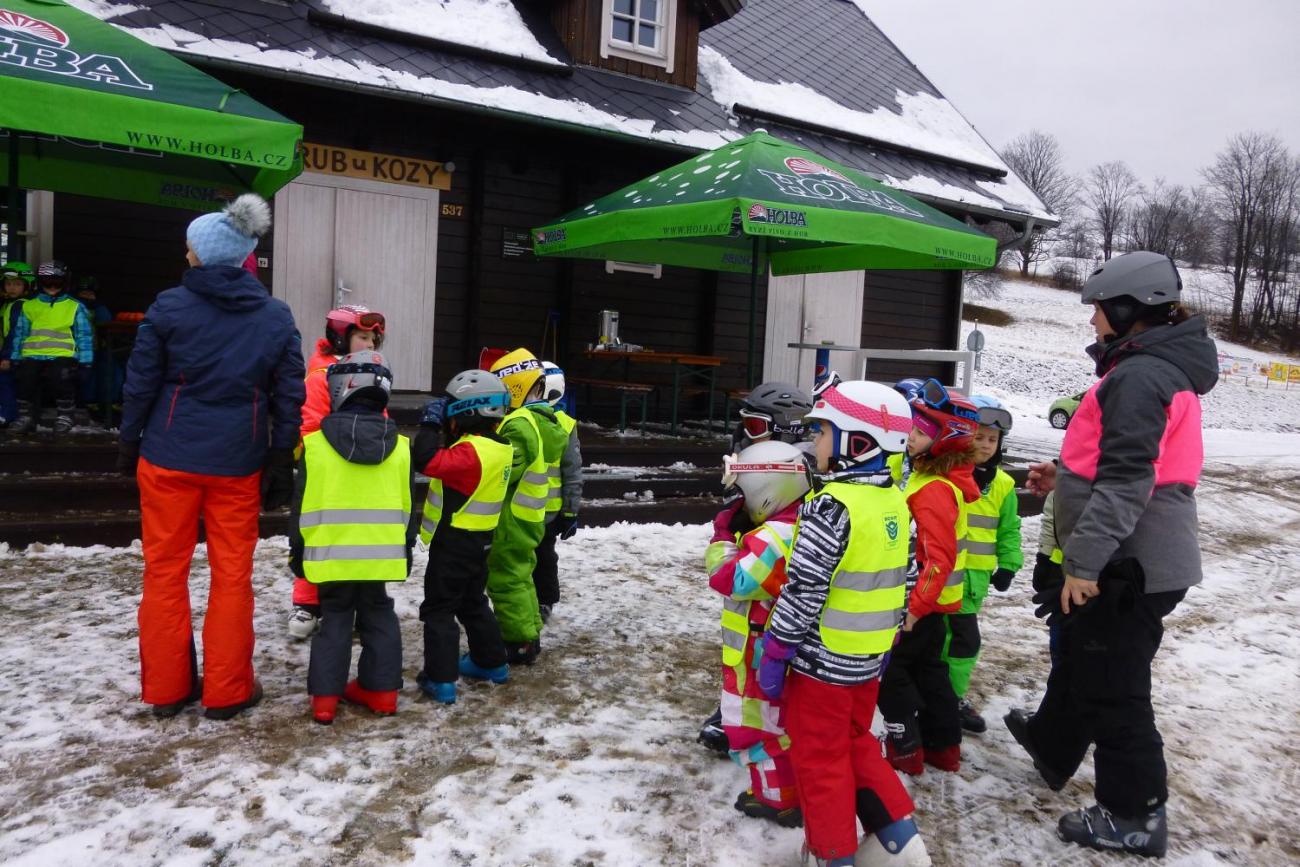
[327, 350, 393, 411]
[1081, 251, 1182, 306]
[445, 368, 511, 420]
[743, 381, 814, 429]
[733, 441, 812, 524]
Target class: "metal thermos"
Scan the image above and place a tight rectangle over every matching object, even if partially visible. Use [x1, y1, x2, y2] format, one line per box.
[599, 309, 620, 346]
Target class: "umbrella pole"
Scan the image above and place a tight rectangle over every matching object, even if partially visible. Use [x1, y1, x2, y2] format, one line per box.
[6, 129, 20, 261]
[746, 236, 759, 388]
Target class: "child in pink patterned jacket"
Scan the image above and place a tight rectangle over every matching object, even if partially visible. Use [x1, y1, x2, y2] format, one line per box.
[705, 440, 811, 828]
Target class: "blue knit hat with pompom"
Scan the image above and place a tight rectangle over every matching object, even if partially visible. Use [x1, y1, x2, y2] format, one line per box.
[186, 194, 271, 267]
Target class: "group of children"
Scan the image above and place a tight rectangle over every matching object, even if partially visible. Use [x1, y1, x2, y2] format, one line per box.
[284, 307, 582, 723]
[1, 259, 106, 433]
[705, 374, 1023, 867]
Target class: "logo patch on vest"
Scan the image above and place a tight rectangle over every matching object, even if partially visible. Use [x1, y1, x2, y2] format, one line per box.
[884, 513, 900, 544]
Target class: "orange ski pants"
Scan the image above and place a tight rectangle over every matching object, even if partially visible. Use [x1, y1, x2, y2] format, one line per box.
[137, 458, 261, 708]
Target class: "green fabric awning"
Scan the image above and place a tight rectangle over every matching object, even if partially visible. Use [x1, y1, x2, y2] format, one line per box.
[0, 0, 302, 210]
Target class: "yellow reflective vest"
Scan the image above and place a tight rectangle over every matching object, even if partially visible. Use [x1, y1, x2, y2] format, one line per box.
[962, 468, 1015, 572]
[20, 295, 78, 358]
[545, 409, 577, 515]
[715, 522, 796, 668]
[815, 481, 910, 656]
[299, 429, 411, 584]
[499, 407, 549, 523]
[903, 470, 968, 608]
[419, 433, 512, 545]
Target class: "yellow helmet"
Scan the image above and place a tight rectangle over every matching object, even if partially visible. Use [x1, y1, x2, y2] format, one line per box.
[490, 348, 544, 408]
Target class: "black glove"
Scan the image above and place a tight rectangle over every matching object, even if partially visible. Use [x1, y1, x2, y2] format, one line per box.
[1031, 575, 1065, 628]
[116, 440, 140, 477]
[558, 513, 579, 540]
[1031, 551, 1063, 593]
[261, 447, 296, 510]
[991, 568, 1015, 592]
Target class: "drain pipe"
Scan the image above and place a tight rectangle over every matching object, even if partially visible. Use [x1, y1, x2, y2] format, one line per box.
[997, 216, 1038, 255]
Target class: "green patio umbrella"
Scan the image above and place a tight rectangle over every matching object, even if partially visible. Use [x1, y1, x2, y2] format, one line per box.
[0, 0, 303, 255]
[532, 131, 996, 385]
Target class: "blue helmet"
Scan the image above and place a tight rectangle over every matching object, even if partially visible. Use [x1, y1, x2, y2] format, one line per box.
[894, 378, 926, 402]
[971, 394, 1012, 432]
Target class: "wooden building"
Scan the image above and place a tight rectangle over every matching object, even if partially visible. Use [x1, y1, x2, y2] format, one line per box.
[45, 0, 1054, 404]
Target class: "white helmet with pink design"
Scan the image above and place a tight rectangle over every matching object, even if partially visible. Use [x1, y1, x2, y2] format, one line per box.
[805, 380, 913, 463]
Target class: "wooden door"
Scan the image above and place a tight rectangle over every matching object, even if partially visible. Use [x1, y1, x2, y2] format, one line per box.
[762, 271, 865, 389]
[272, 181, 336, 363]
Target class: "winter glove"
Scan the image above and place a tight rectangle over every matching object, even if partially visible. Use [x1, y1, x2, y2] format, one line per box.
[1032, 575, 1066, 628]
[260, 447, 296, 511]
[116, 440, 140, 477]
[991, 568, 1016, 592]
[558, 513, 579, 540]
[421, 397, 449, 427]
[758, 636, 796, 700]
[1031, 552, 1064, 593]
[711, 499, 745, 543]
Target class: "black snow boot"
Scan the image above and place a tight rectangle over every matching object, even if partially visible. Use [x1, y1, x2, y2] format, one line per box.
[204, 680, 264, 721]
[152, 679, 203, 719]
[505, 638, 541, 666]
[734, 789, 803, 828]
[11, 401, 36, 434]
[958, 699, 987, 734]
[54, 400, 75, 434]
[1004, 709, 1067, 791]
[697, 706, 729, 757]
[1058, 804, 1167, 858]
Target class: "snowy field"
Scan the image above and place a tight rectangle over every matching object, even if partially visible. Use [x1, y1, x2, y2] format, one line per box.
[2, 274, 1298, 866]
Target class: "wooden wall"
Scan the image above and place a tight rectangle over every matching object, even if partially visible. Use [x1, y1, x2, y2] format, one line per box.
[551, 0, 702, 89]
[859, 270, 963, 385]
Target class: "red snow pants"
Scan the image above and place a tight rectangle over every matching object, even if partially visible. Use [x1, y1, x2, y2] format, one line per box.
[137, 458, 261, 709]
[785, 672, 915, 860]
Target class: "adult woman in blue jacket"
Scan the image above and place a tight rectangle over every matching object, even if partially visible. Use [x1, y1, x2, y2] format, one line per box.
[118, 194, 306, 721]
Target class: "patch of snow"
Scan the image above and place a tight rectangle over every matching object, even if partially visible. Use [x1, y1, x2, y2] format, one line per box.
[66, 0, 140, 18]
[319, 0, 563, 67]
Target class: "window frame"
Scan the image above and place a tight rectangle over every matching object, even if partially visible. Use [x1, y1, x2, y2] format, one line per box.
[600, 0, 676, 73]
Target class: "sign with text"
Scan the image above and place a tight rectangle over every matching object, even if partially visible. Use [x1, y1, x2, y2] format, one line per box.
[502, 228, 534, 259]
[301, 142, 451, 190]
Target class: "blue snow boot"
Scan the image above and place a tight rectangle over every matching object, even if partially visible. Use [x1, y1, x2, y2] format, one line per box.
[458, 654, 509, 684]
[415, 671, 456, 705]
[1058, 804, 1167, 858]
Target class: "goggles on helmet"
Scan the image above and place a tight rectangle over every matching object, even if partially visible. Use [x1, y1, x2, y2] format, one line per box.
[739, 408, 805, 440]
[353, 311, 385, 334]
[447, 391, 511, 417]
[977, 405, 1013, 432]
[915, 378, 979, 423]
[811, 370, 843, 400]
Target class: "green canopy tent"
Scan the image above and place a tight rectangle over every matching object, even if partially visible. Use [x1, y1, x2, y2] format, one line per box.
[532, 131, 996, 386]
[0, 0, 303, 257]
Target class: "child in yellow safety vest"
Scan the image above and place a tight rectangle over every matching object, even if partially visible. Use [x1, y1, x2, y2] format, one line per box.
[532, 361, 583, 624]
[412, 369, 515, 705]
[705, 440, 809, 829]
[759, 380, 930, 867]
[878, 378, 980, 778]
[0, 261, 35, 426]
[8, 261, 93, 434]
[289, 351, 412, 725]
[941, 395, 1023, 735]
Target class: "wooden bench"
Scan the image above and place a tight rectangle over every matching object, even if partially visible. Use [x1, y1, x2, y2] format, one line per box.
[567, 377, 654, 433]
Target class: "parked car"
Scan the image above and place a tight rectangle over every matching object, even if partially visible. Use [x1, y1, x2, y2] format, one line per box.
[1048, 392, 1084, 429]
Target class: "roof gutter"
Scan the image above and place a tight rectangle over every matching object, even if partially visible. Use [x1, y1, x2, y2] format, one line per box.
[903, 189, 1057, 233]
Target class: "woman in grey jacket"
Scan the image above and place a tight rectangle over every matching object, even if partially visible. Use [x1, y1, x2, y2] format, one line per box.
[1007, 252, 1218, 858]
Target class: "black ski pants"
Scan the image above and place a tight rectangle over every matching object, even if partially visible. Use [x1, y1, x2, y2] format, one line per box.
[532, 518, 561, 607]
[1026, 560, 1185, 818]
[16, 357, 76, 410]
[308, 581, 402, 697]
[420, 527, 506, 682]
[878, 611, 962, 751]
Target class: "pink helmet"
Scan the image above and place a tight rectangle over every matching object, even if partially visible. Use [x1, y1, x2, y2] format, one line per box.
[325, 305, 385, 353]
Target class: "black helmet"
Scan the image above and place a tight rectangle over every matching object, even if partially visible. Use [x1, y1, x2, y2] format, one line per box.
[743, 381, 813, 428]
[1082, 251, 1182, 338]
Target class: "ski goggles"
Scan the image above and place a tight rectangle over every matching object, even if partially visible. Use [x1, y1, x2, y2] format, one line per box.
[353, 311, 386, 334]
[977, 405, 1013, 432]
[739, 409, 805, 440]
[448, 391, 511, 416]
[914, 378, 979, 422]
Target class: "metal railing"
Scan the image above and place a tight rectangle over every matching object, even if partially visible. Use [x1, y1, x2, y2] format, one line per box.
[856, 348, 975, 394]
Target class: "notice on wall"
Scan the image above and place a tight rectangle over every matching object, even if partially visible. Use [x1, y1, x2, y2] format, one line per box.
[502, 228, 534, 259]
[301, 142, 451, 190]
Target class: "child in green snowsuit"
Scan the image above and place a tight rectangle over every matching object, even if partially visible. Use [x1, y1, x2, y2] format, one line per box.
[942, 396, 1022, 734]
[487, 349, 568, 665]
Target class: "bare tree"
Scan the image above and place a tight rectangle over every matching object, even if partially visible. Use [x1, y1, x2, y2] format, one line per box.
[999, 131, 1078, 276]
[1084, 161, 1140, 261]
[1203, 132, 1289, 340]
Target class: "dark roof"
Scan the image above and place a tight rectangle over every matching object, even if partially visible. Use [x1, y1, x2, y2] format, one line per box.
[85, 0, 1053, 226]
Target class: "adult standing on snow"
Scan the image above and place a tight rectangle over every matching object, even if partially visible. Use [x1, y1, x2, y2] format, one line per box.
[118, 194, 306, 721]
[1006, 251, 1217, 858]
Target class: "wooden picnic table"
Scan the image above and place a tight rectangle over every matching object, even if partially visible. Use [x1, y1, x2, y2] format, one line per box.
[581, 348, 726, 434]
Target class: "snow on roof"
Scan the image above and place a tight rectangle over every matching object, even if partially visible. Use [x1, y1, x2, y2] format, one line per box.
[318, 0, 565, 68]
[119, 18, 740, 153]
[697, 44, 1007, 176]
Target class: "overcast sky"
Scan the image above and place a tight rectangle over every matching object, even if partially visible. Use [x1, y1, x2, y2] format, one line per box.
[854, 0, 1300, 189]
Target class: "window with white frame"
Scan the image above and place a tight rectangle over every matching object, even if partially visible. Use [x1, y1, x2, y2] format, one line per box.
[601, 0, 676, 72]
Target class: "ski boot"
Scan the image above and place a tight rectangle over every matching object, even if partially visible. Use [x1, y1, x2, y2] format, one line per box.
[151, 678, 203, 720]
[311, 695, 339, 725]
[1003, 709, 1068, 790]
[343, 679, 397, 715]
[733, 789, 803, 828]
[459, 653, 509, 684]
[11, 401, 36, 435]
[505, 637, 540, 666]
[697, 706, 729, 757]
[800, 843, 854, 867]
[885, 728, 924, 777]
[855, 817, 932, 866]
[922, 743, 960, 773]
[416, 671, 456, 705]
[287, 605, 320, 639]
[958, 698, 987, 734]
[1058, 804, 1167, 858]
[204, 680, 264, 721]
[54, 399, 75, 434]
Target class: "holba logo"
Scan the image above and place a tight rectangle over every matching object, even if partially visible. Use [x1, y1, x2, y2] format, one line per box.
[746, 201, 808, 227]
[757, 155, 925, 218]
[0, 8, 153, 90]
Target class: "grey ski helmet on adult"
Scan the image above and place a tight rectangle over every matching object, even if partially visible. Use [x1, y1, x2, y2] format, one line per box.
[1081, 251, 1182, 306]
[444, 368, 511, 420]
[743, 381, 814, 428]
[327, 350, 393, 411]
